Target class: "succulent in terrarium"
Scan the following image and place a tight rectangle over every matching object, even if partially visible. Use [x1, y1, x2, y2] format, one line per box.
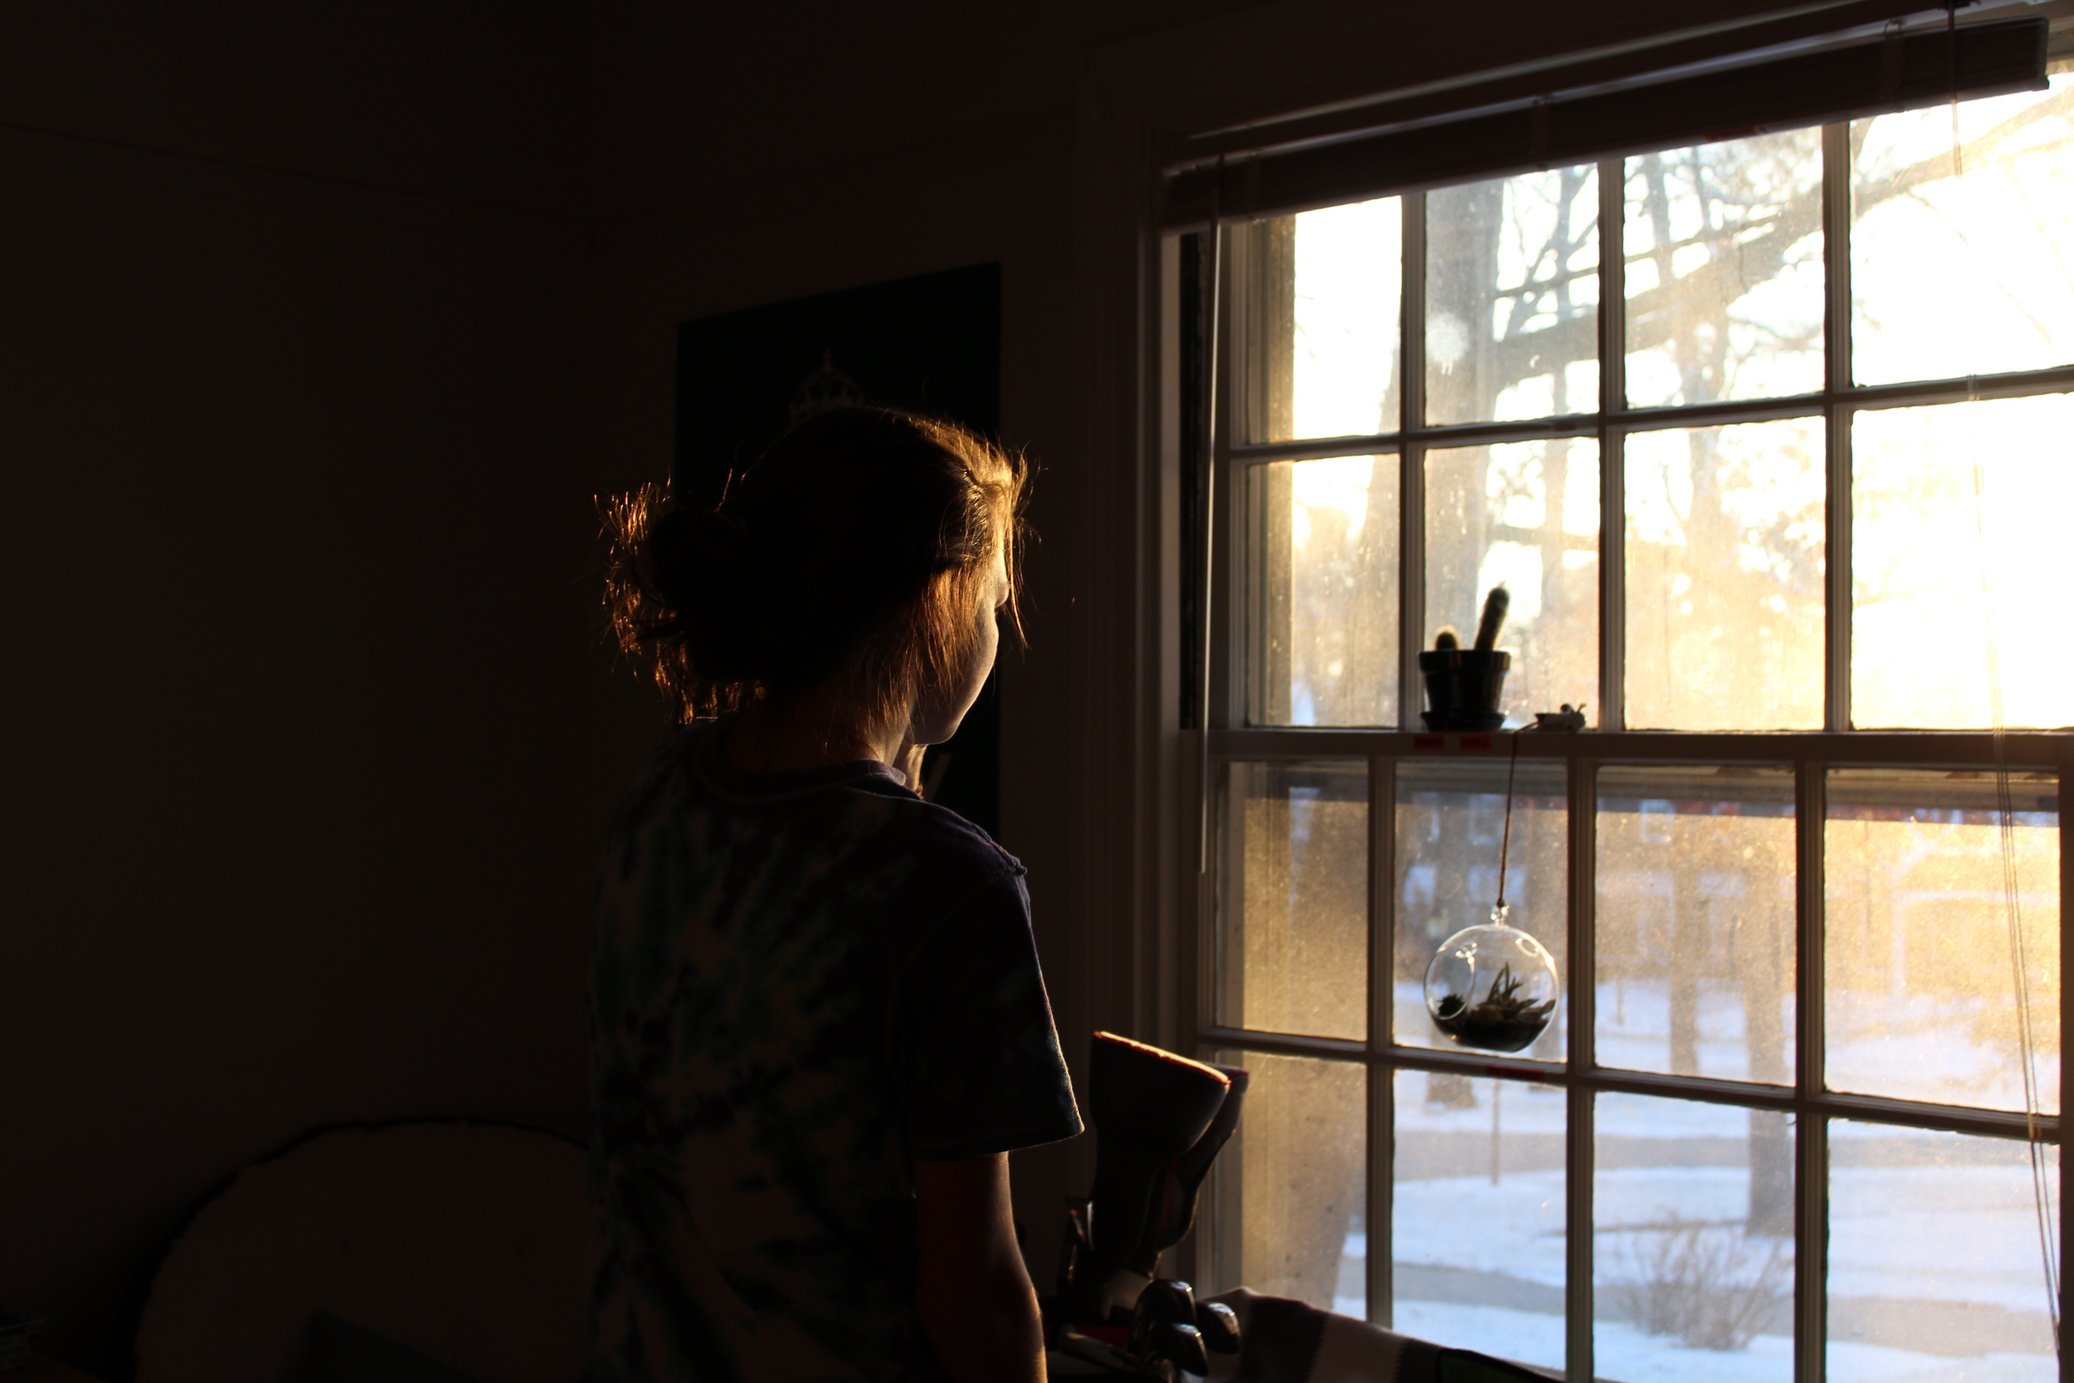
[1430, 961, 1557, 1052]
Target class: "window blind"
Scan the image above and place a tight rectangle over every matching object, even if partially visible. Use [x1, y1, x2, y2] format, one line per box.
[1163, 13, 2048, 227]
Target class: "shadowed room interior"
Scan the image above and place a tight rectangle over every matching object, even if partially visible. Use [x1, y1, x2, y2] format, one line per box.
[5, 3, 2065, 1379]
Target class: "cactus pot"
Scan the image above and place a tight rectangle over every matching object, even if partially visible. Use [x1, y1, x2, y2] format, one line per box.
[1418, 649, 1510, 731]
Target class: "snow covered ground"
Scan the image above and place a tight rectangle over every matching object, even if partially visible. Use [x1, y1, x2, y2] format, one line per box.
[1371, 1155, 2056, 1379]
[1388, 1298, 2056, 1383]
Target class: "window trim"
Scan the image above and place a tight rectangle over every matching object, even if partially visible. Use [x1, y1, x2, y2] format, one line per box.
[1180, 80, 2074, 1377]
[1061, 0, 2073, 1349]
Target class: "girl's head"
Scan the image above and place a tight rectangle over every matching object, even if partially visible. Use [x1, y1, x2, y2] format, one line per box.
[605, 406, 1031, 738]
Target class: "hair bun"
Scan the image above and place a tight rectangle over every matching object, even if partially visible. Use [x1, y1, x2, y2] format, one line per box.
[645, 505, 773, 677]
[673, 505, 753, 556]
[648, 506, 749, 596]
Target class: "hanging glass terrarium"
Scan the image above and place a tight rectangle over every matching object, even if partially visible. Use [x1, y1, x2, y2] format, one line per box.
[1422, 729, 1559, 1053]
[1424, 903, 1558, 1053]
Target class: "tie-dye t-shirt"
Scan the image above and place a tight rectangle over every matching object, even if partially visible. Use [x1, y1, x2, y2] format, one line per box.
[588, 719, 1082, 1382]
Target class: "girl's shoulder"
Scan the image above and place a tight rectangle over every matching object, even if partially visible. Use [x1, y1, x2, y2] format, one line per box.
[895, 792, 1025, 885]
[619, 719, 1023, 881]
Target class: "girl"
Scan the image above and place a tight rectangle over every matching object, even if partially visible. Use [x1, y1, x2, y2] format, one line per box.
[591, 407, 1080, 1383]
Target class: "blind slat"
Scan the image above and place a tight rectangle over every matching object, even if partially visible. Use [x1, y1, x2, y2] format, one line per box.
[1164, 16, 2048, 228]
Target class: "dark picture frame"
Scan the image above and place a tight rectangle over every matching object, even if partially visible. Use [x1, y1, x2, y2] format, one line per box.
[674, 263, 1006, 837]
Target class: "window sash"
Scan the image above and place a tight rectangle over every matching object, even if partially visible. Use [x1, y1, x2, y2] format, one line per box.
[1187, 84, 2071, 1378]
[1194, 738, 2068, 1377]
[1209, 150, 2074, 735]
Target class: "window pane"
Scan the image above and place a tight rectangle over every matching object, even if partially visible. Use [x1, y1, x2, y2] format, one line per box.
[1852, 394, 2074, 729]
[1595, 1093, 1794, 1379]
[1427, 166, 1600, 425]
[1625, 418, 1824, 730]
[1825, 769, 2060, 1113]
[1394, 1070, 1565, 1370]
[1624, 129, 1825, 408]
[1851, 66, 2074, 385]
[1425, 440, 1599, 727]
[1246, 199, 1404, 443]
[1828, 1121, 2059, 1380]
[1250, 456, 1400, 726]
[1206, 1050, 1366, 1314]
[1597, 766, 1796, 1082]
[1395, 759, 1568, 1058]
[1217, 761, 1368, 1039]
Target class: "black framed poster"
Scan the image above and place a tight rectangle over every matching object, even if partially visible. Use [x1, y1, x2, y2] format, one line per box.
[674, 262, 1005, 837]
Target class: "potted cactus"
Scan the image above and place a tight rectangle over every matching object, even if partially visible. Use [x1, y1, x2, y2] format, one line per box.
[1418, 585, 1511, 731]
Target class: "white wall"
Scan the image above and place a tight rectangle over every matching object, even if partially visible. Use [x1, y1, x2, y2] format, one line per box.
[0, 7, 591, 1372]
[2, 0, 1839, 1370]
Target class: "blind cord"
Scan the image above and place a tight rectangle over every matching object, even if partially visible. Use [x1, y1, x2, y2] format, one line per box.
[1198, 157, 1225, 879]
[1949, 32, 2059, 1333]
[1973, 446, 2061, 1350]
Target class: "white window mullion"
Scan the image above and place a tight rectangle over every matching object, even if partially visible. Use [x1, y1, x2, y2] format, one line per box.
[1565, 753, 1600, 1381]
[1821, 120, 1853, 736]
[1570, 152, 1622, 1370]
[1400, 191, 1428, 731]
[1369, 755, 1395, 1325]
[1597, 155, 1626, 734]
[1795, 759, 1831, 1382]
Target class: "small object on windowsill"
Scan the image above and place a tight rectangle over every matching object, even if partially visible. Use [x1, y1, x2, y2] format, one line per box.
[1531, 703, 1586, 732]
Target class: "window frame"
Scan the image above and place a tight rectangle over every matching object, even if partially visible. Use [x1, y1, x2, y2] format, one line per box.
[1179, 66, 2074, 1381]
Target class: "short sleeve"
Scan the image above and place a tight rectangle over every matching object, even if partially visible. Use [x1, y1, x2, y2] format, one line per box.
[891, 871, 1083, 1160]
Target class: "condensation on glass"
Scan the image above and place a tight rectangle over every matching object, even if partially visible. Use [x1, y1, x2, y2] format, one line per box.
[1852, 394, 2074, 730]
[1242, 198, 1404, 444]
[1824, 768, 2060, 1114]
[1216, 761, 1369, 1039]
[1249, 456, 1400, 727]
[1596, 765, 1796, 1083]
[1625, 417, 1825, 730]
[1427, 164, 1600, 426]
[1623, 128, 1825, 408]
[1594, 1092, 1794, 1378]
[1425, 438, 1599, 725]
[1392, 1069, 1566, 1370]
[1394, 759, 1569, 1058]
[1204, 1049, 1367, 1316]
[1826, 1121, 2060, 1380]
[1851, 65, 2074, 387]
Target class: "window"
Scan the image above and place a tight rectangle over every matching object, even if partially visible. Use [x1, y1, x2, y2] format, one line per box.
[1187, 51, 2070, 1382]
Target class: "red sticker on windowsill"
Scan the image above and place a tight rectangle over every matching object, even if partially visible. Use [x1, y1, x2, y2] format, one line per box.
[1411, 734, 1445, 751]
[1458, 733, 1495, 751]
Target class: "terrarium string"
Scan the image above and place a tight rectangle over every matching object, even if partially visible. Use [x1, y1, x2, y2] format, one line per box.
[1974, 446, 2060, 1345]
[1948, 39, 2057, 1344]
[1495, 730, 1521, 912]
